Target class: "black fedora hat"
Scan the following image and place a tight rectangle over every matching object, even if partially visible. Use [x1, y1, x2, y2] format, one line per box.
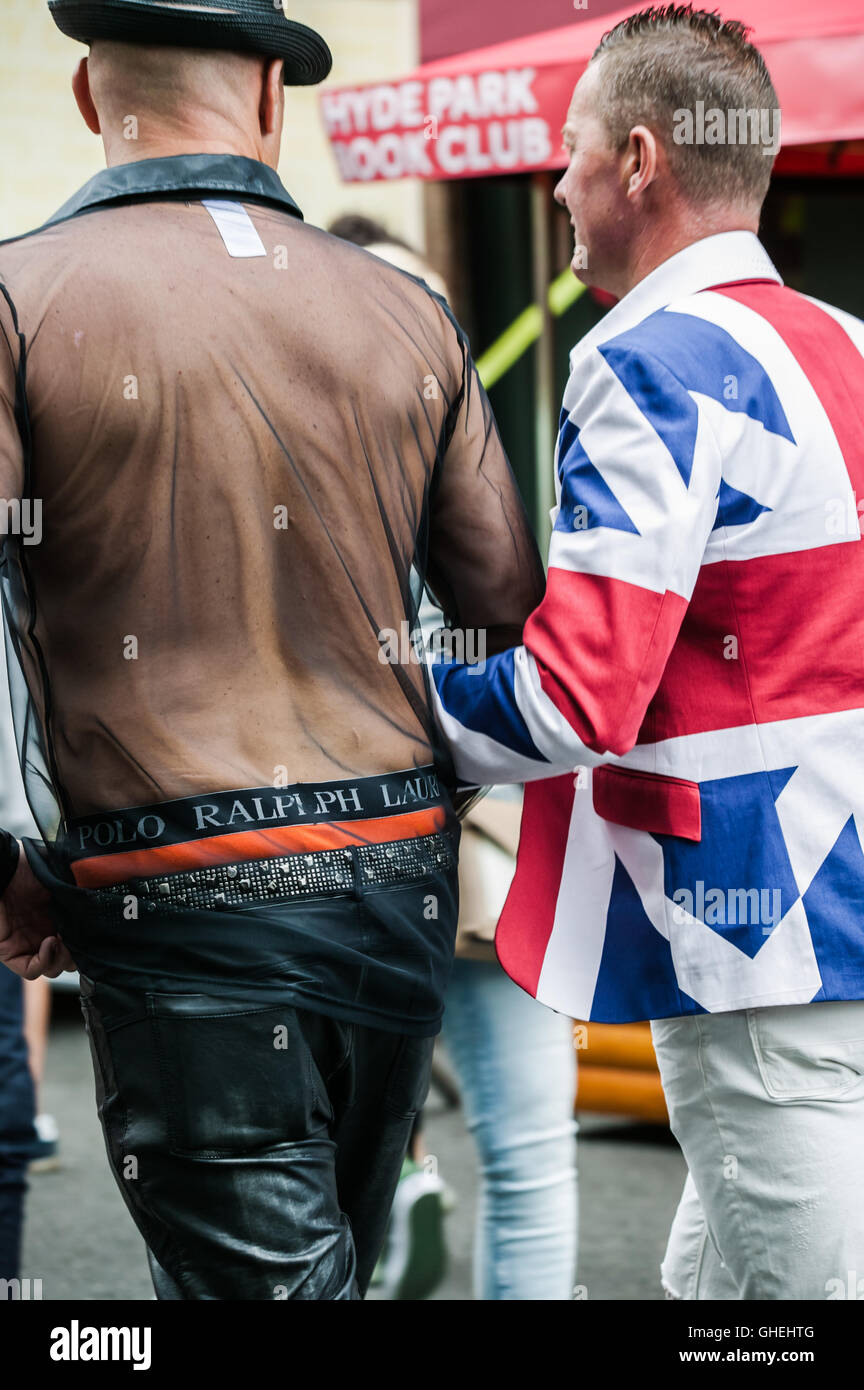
[48, 0, 332, 86]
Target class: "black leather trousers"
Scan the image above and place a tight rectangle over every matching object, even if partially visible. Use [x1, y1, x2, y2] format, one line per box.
[80, 976, 434, 1299]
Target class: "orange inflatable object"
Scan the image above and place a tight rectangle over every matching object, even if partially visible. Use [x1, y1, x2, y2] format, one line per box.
[574, 1022, 668, 1124]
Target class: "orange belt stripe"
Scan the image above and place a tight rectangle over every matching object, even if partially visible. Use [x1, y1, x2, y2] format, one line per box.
[72, 806, 448, 889]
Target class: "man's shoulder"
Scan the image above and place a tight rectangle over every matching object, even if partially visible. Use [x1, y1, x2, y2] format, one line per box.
[563, 277, 864, 443]
[561, 280, 790, 422]
[660, 279, 864, 350]
[0, 208, 88, 304]
[571, 280, 822, 396]
[0, 221, 55, 273]
[564, 295, 728, 410]
[0, 227, 47, 328]
[598, 283, 771, 358]
[797, 290, 864, 353]
[662, 280, 864, 373]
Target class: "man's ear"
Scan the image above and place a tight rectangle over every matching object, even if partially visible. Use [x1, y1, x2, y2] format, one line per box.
[72, 57, 101, 135]
[623, 124, 658, 199]
[259, 57, 285, 139]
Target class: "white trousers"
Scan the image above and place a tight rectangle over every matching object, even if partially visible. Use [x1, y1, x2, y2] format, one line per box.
[650, 1000, 864, 1300]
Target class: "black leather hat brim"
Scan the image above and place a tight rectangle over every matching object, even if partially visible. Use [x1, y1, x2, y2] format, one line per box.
[48, 1, 333, 86]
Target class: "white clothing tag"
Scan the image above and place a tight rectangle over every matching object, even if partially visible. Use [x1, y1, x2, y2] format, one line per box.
[202, 200, 267, 258]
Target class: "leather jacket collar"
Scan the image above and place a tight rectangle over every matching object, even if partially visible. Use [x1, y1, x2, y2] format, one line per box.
[45, 153, 304, 228]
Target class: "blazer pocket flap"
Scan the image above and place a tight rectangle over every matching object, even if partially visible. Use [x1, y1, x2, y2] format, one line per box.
[593, 766, 701, 841]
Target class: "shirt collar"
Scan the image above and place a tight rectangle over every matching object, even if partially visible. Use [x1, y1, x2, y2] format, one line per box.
[571, 230, 782, 367]
[44, 154, 304, 228]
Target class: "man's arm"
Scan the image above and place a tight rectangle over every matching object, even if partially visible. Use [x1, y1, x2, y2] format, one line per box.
[0, 279, 72, 977]
[431, 342, 723, 784]
[425, 313, 546, 656]
[0, 279, 24, 508]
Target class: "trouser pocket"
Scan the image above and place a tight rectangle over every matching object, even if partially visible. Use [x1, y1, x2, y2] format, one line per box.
[147, 993, 333, 1157]
[748, 1001, 864, 1101]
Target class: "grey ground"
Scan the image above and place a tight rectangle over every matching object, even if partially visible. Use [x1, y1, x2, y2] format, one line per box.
[21, 993, 686, 1302]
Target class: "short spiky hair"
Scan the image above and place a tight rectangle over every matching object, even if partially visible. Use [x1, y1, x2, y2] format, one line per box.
[590, 5, 779, 206]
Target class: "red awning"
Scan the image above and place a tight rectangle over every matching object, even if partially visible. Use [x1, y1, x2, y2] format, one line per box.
[319, 0, 864, 182]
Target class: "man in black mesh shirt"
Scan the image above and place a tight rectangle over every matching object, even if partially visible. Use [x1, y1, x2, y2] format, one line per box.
[0, 2, 544, 1299]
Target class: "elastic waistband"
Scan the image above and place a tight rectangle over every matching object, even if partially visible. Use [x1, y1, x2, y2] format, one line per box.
[63, 767, 449, 888]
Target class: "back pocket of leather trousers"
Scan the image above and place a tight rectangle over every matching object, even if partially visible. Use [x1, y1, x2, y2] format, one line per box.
[148, 994, 331, 1157]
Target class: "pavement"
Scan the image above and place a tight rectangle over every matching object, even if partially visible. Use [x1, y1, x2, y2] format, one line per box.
[21, 992, 687, 1302]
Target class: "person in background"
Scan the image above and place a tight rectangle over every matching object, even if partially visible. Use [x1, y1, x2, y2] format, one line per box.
[443, 785, 578, 1300]
[331, 216, 578, 1302]
[0, 972, 34, 1288]
[23, 979, 60, 1172]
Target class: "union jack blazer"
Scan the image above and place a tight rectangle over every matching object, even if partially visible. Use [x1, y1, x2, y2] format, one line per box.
[433, 231, 864, 1022]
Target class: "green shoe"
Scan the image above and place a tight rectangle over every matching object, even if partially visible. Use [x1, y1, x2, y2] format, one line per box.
[377, 1159, 450, 1300]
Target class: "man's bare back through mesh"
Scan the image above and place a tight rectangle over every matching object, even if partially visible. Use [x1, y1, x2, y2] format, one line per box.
[0, 195, 540, 837]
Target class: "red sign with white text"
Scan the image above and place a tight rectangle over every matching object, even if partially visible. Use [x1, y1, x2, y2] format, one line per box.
[320, 64, 574, 183]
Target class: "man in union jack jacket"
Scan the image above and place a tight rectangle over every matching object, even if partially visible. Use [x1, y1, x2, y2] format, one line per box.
[434, 6, 864, 1299]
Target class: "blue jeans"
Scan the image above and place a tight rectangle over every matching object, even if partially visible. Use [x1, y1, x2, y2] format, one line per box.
[0, 967, 36, 1282]
[443, 957, 578, 1299]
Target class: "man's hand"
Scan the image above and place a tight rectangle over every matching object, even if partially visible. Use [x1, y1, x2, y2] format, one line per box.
[0, 843, 76, 979]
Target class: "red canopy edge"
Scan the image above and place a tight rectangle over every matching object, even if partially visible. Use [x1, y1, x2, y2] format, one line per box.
[319, 0, 864, 182]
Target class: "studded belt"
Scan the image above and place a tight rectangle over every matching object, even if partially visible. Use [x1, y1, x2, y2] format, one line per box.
[89, 831, 457, 920]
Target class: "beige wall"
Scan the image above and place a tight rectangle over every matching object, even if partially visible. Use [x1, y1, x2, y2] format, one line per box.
[0, 1, 423, 245]
[286, 2, 424, 243]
